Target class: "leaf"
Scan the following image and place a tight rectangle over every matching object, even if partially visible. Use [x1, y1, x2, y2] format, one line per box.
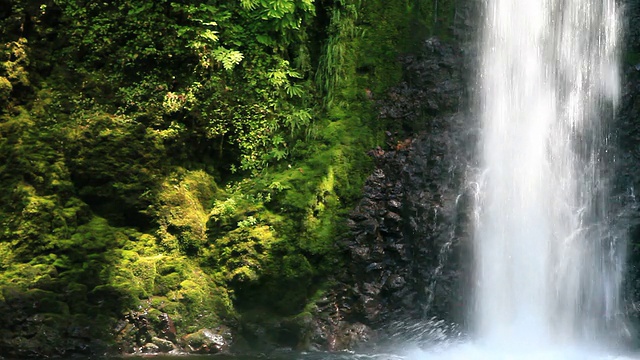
[213, 48, 244, 70]
[269, 148, 288, 161]
[285, 109, 312, 132]
[256, 34, 276, 46]
[284, 83, 304, 97]
[240, 0, 259, 10]
[196, 20, 218, 27]
[128, 3, 153, 16]
[267, 69, 287, 86]
[271, 134, 284, 146]
[198, 3, 218, 15]
[199, 29, 219, 42]
[286, 70, 302, 78]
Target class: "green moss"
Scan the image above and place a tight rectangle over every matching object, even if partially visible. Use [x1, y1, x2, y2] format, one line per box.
[65, 283, 88, 313]
[154, 272, 182, 295]
[91, 284, 141, 312]
[0, 76, 11, 101]
[120, 250, 140, 263]
[178, 280, 206, 305]
[0, 243, 14, 270]
[150, 296, 182, 317]
[156, 256, 190, 276]
[124, 233, 158, 256]
[205, 224, 278, 284]
[0, 263, 57, 292]
[132, 257, 158, 294]
[155, 169, 218, 254]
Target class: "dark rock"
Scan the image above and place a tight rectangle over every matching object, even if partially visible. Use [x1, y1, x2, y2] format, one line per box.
[362, 219, 379, 234]
[384, 211, 402, 224]
[616, 5, 640, 341]
[352, 246, 370, 260]
[365, 263, 383, 272]
[158, 312, 177, 342]
[314, 22, 478, 349]
[388, 199, 402, 210]
[327, 322, 374, 351]
[113, 309, 187, 355]
[385, 275, 406, 290]
[113, 319, 127, 334]
[362, 282, 382, 296]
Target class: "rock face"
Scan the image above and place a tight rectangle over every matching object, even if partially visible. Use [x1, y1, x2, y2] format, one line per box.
[616, 0, 640, 341]
[300, 0, 486, 348]
[356, 43, 475, 335]
[308, 35, 478, 350]
[0, 286, 109, 359]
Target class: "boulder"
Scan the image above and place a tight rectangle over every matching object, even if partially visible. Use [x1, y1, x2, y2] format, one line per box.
[182, 328, 230, 354]
[151, 336, 175, 352]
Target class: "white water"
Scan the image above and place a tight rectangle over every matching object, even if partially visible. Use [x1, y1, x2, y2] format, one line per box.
[475, 0, 622, 347]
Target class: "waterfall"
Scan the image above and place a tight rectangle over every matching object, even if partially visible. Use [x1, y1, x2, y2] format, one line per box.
[474, 0, 623, 348]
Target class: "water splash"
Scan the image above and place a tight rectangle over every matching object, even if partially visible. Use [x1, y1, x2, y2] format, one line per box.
[474, 0, 623, 349]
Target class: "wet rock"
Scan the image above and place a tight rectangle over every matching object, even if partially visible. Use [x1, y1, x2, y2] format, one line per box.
[183, 328, 229, 354]
[362, 282, 382, 296]
[616, 6, 640, 339]
[313, 30, 477, 350]
[152, 336, 175, 352]
[113, 309, 190, 355]
[384, 211, 402, 224]
[113, 319, 128, 334]
[141, 342, 160, 354]
[352, 246, 370, 260]
[365, 263, 383, 272]
[362, 219, 379, 234]
[385, 275, 406, 290]
[388, 199, 402, 210]
[158, 312, 177, 342]
[326, 322, 374, 351]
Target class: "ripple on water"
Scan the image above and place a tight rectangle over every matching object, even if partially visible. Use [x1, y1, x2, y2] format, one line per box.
[121, 347, 639, 360]
[402, 343, 639, 360]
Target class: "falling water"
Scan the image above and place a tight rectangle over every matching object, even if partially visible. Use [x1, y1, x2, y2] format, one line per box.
[475, 0, 623, 350]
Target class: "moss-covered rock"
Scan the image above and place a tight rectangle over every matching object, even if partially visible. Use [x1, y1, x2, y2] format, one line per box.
[182, 327, 231, 354]
[154, 169, 217, 254]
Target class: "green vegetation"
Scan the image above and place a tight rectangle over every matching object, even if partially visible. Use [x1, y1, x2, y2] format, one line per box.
[0, 0, 458, 352]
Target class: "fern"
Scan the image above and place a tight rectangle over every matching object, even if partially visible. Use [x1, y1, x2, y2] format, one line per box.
[285, 109, 312, 134]
[213, 48, 244, 70]
[267, 69, 288, 86]
[199, 29, 219, 42]
[240, 0, 259, 10]
[284, 83, 304, 97]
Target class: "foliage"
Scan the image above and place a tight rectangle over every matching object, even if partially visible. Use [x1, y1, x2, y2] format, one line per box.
[49, 0, 317, 174]
[0, 0, 454, 353]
